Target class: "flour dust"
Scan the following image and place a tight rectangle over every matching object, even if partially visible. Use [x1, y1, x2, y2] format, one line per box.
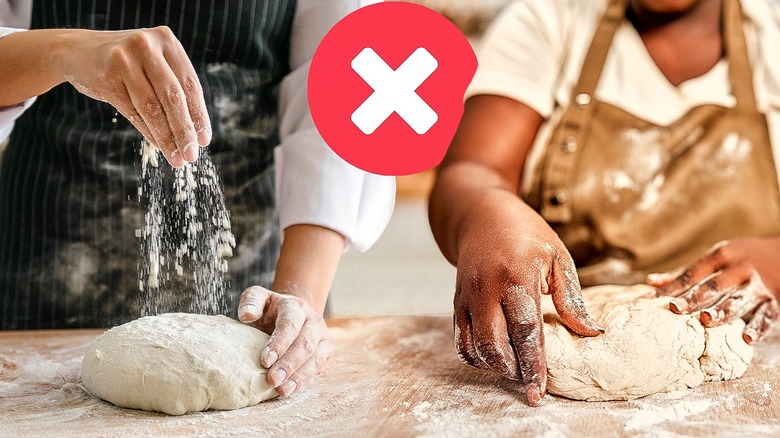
[136, 139, 235, 316]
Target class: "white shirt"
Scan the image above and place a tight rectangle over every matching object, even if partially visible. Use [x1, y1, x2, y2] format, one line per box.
[466, 0, 780, 194]
[0, 0, 395, 253]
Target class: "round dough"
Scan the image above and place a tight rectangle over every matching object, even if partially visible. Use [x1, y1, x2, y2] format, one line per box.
[543, 284, 753, 401]
[80, 313, 277, 415]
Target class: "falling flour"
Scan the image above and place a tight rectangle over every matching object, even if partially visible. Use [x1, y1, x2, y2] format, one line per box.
[136, 139, 235, 316]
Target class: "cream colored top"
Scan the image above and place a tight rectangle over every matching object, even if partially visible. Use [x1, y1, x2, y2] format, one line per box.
[466, 0, 780, 193]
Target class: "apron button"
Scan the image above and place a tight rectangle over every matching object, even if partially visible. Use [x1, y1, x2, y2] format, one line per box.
[574, 93, 591, 108]
[550, 192, 567, 206]
[561, 136, 578, 153]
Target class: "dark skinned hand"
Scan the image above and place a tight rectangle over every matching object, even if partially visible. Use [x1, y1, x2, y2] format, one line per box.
[454, 196, 604, 406]
[649, 237, 780, 344]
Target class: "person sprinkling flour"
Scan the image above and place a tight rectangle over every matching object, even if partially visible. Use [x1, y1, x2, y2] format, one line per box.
[0, 0, 394, 399]
[429, 0, 780, 405]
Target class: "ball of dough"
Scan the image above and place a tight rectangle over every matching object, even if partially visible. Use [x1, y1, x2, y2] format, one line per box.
[80, 313, 277, 415]
[543, 284, 753, 401]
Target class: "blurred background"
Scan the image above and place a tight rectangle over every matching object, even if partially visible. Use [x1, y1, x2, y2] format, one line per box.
[328, 0, 513, 317]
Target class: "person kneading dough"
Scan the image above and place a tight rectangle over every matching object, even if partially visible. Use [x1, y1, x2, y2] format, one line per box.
[429, 0, 780, 405]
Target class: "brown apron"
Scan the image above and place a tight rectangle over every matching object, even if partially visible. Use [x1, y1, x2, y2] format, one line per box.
[526, 0, 780, 286]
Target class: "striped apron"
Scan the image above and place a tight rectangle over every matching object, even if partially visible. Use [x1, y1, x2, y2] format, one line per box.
[0, 0, 294, 329]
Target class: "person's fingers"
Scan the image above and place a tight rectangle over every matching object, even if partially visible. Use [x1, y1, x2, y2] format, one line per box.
[453, 309, 482, 369]
[275, 337, 334, 397]
[160, 28, 211, 147]
[743, 300, 779, 344]
[504, 288, 547, 406]
[656, 242, 731, 298]
[122, 61, 184, 167]
[669, 265, 750, 314]
[700, 278, 771, 327]
[141, 28, 198, 163]
[471, 305, 520, 380]
[260, 296, 307, 377]
[646, 268, 685, 287]
[109, 82, 156, 146]
[549, 259, 604, 336]
[267, 317, 326, 387]
[237, 286, 271, 324]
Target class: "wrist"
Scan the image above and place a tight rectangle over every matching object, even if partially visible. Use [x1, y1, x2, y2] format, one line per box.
[272, 224, 345, 316]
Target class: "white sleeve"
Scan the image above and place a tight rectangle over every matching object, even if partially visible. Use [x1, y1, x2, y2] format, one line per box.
[0, 26, 36, 143]
[275, 0, 395, 253]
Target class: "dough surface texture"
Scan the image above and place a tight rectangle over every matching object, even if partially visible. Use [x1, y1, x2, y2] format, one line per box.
[81, 313, 276, 415]
[543, 284, 753, 401]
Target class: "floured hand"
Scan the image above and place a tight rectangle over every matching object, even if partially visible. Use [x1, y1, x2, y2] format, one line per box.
[56, 27, 211, 166]
[650, 237, 780, 344]
[238, 286, 333, 397]
[453, 202, 604, 406]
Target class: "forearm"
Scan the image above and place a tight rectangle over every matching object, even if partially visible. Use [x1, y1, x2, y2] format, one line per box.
[0, 29, 84, 108]
[429, 160, 528, 265]
[272, 224, 346, 315]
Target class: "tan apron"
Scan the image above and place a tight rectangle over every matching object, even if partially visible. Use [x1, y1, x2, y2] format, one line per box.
[526, 0, 780, 286]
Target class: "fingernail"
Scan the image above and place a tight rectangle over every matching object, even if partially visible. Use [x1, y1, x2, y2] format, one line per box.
[182, 141, 199, 162]
[238, 303, 259, 321]
[279, 380, 297, 396]
[588, 318, 606, 334]
[526, 386, 543, 406]
[700, 308, 716, 325]
[197, 126, 212, 146]
[262, 348, 278, 368]
[743, 328, 758, 345]
[670, 299, 685, 314]
[169, 149, 185, 168]
[270, 369, 286, 387]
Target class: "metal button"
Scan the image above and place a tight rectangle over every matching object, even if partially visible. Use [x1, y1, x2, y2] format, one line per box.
[574, 93, 591, 108]
[550, 192, 567, 206]
[561, 136, 578, 153]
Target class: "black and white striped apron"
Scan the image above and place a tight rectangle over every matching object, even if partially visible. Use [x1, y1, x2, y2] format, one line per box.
[0, 0, 294, 329]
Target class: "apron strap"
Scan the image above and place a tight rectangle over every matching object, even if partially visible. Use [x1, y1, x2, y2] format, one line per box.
[571, 0, 627, 99]
[725, 0, 759, 114]
[573, 0, 758, 113]
[538, 0, 626, 223]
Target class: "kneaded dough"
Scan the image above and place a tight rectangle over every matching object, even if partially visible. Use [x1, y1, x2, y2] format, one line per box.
[543, 284, 753, 401]
[80, 313, 277, 415]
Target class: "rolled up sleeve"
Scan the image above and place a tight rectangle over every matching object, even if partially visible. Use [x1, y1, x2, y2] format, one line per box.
[274, 0, 395, 253]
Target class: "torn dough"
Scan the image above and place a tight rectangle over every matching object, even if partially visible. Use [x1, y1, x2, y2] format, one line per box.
[543, 284, 753, 401]
[80, 313, 276, 415]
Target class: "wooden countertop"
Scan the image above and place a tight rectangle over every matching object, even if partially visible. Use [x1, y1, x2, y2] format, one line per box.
[1, 316, 779, 437]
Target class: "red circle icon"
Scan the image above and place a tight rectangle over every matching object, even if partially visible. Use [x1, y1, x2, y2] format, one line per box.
[308, 2, 478, 176]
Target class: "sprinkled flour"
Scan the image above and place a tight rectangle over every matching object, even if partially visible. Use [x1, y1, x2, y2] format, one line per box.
[136, 139, 235, 315]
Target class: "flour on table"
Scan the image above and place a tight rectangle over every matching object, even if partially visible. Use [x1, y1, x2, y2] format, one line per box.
[80, 313, 276, 415]
[543, 284, 753, 401]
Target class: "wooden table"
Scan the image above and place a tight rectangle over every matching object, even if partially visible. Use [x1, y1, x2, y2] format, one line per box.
[1, 316, 779, 437]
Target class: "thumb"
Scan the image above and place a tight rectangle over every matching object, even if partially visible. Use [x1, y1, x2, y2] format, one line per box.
[238, 286, 272, 323]
[549, 261, 605, 336]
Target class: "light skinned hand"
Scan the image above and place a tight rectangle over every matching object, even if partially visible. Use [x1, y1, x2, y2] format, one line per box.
[57, 27, 211, 166]
[237, 286, 333, 397]
[453, 199, 604, 406]
[649, 237, 780, 344]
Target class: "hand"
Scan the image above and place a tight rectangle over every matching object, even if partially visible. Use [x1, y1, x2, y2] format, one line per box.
[649, 237, 780, 344]
[57, 27, 211, 167]
[454, 200, 604, 406]
[237, 286, 333, 397]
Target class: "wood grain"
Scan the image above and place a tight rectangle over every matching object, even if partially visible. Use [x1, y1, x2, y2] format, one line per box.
[1, 316, 778, 437]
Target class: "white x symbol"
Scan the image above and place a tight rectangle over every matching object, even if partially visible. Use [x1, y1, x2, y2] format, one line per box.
[350, 47, 439, 135]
